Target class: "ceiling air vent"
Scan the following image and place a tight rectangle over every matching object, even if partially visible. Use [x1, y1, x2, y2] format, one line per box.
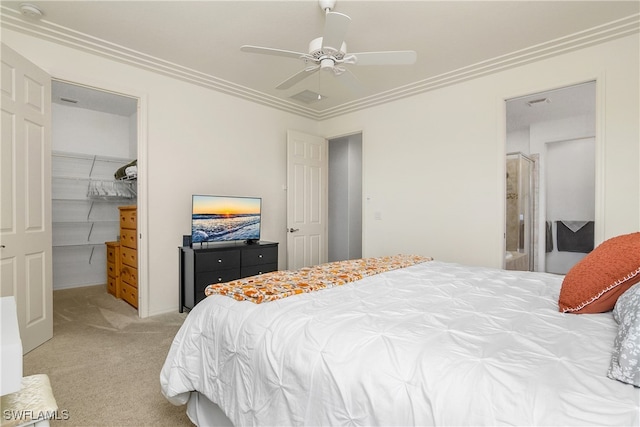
[290, 90, 325, 104]
[526, 97, 551, 107]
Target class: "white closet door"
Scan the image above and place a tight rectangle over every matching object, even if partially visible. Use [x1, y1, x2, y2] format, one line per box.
[1, 43, 53, 353]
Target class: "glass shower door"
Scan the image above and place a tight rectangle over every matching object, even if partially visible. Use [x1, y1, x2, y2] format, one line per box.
[505, 153, 534, 271]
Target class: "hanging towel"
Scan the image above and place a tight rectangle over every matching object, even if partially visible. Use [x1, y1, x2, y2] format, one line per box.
[560, 220, 590, 233]
[545, 221, 553, 253]
[556, 220, 594, 253]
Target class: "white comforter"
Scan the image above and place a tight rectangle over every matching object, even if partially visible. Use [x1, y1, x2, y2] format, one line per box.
[160, 261, 640, 426]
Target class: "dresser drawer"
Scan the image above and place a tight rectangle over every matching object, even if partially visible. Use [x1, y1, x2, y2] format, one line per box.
[119, 206, 137, 230]
[107, 261, 118, 278]
[241, 246, 278, 266]
[106, 242, 119, 264]
[195, 250, 240, 273]
[121, 265, 138, 288]
[120, 228, 137, 249]
[196, 268, 241, 288]
[107, 275, 118, 297]
[120, 245, 137, 268]
[120, 282, 138, 308]
[241, 263, 277, 278]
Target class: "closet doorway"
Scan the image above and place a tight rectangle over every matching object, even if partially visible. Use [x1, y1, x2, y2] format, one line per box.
[51, 81, 138, 306]
[505, 81, 596, 274]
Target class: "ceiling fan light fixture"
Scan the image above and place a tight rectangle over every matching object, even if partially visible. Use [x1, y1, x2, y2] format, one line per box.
[320, 58, 335, 71]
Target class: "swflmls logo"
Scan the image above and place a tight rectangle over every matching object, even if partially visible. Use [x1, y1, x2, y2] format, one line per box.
[3, 409, 70, 421]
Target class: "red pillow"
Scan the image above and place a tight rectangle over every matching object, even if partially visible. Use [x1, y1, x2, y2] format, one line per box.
[558, 232, 640, 314]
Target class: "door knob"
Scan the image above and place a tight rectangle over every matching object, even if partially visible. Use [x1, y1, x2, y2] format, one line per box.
[288, 228, 299, 233]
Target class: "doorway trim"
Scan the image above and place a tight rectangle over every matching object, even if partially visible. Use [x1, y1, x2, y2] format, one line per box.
[50, 73, 150, 318]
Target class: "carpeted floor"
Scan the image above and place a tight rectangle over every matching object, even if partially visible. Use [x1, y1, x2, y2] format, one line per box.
[23, 285, 192, 426]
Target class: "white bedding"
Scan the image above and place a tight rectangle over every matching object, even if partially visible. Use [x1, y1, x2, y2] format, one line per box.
[160, 261, 640, 426]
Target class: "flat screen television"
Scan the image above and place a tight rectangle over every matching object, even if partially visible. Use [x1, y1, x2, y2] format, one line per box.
[191, 195, 261, 244]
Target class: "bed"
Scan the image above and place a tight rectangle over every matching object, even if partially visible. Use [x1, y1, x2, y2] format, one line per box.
[160, 253, 640, 426]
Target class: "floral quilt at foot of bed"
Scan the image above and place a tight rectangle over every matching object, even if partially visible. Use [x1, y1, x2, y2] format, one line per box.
[204, 254, 433, 304]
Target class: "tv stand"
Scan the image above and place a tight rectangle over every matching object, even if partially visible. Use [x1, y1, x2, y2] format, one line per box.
[178, 241, 278, 312]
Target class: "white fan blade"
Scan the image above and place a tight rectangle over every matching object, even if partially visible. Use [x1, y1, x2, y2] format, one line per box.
[350, 50, 417, 66]
[322, 11, 351, 52]
[241, 45, 308, 60]
[276, 66, 320, 90]
[335, 69, 365, 94]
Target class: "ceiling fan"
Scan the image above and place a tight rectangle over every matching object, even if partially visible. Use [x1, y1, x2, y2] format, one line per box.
[240, 0, 417, 92]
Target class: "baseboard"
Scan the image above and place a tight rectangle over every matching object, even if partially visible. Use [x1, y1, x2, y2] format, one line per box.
[53, 282, 106, 291]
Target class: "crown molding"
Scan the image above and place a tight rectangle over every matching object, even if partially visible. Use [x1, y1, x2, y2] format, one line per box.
[316, 13, 640, 120]
[1, 7, 638, 121]
[0, 6, 319, 119]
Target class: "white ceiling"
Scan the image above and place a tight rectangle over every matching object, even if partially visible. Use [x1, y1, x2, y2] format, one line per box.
[52, 80, 138, 116]
[506, 81, 596, 133]
[2, 1, 638, 120]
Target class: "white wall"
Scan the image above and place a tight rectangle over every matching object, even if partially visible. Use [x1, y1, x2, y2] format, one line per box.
[545, 137, 595, 274]
[528, 112, 596, 274]
[52, 103, 133, 157]
[322, 34, 639, 267]
[2, 29, 318, 316]
[506, 129, 530, 155]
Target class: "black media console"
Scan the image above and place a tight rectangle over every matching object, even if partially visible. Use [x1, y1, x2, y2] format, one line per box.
[178, 241, 278, 312]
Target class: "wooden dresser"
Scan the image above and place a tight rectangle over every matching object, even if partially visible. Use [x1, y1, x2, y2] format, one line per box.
[118, 205, 138, 308]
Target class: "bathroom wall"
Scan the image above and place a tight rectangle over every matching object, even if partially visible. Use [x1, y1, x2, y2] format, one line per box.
[544, 137, 595, 274]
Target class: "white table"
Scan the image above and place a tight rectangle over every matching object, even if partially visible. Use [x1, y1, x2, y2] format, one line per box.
[1, 296, 23, 395]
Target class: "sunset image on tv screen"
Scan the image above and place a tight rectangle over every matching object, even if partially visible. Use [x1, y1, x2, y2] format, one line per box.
[191, 195, 261, 243]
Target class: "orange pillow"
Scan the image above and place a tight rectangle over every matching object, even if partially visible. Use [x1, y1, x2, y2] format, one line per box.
[558, 232, 640, 314]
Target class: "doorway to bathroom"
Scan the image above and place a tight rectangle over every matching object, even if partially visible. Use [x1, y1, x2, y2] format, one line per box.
[505, 81, 596, 274]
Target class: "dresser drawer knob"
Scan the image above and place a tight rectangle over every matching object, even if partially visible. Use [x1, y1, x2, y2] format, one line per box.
[218, 259, 222, 263]
[258, 254, 263, 258]
[217, 277, 223, 282]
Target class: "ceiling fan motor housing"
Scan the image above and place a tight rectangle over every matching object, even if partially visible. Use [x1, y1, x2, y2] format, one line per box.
[318, 0, 337, 12]
[308, 37, 347, 59]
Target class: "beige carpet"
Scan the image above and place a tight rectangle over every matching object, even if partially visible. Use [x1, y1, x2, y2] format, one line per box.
[23, 285, 192, 426]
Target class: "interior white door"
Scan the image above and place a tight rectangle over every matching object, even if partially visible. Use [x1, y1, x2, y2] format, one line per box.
[1, 44, 53, 353]
[286, 130, 328, 270]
